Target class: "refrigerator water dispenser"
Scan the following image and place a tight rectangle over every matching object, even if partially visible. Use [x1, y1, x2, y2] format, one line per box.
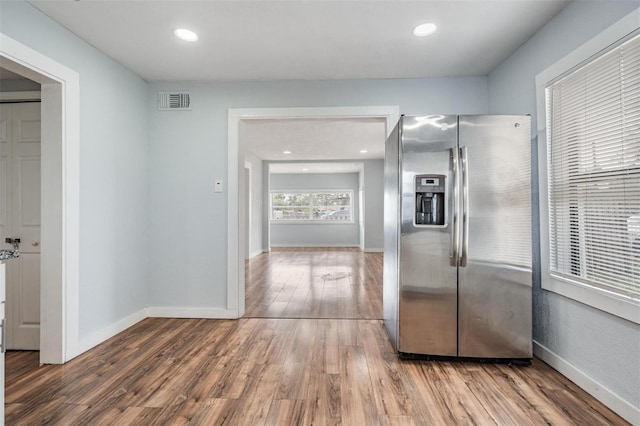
[415, 174, 445, 226]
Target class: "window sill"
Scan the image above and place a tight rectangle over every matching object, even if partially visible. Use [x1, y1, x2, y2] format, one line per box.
[542, 273, 640, 325]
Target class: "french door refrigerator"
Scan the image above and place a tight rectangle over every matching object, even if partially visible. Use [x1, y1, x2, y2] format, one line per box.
[383, 115, 532, 362]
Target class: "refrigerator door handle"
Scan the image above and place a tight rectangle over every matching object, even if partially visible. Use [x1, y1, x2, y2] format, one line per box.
[460, 146, 469, 267]
[450, 148, 458, 267]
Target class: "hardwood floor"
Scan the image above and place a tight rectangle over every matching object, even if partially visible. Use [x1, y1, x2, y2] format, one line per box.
[245, 248, 382, 319]
[4, 248, 628, 424]
[5, 351, 39, 382]
[5, 317, 627, 425]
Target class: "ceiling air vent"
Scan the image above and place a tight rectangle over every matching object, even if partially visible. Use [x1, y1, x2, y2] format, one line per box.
[158, 91, 191, 111]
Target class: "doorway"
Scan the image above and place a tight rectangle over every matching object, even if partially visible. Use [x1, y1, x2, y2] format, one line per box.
[1, 33, 80, 364]
[244, 165, 251, 260]
[228, 106, 400, 318]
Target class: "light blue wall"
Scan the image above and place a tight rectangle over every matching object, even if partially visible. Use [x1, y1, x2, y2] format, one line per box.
[244, 151, 263, 258]
[261, 160, 384, 250]
[488, 0, 640, 411]
[270, 172, 360, 247]
[0, 1, 150, 338]
[363, 160, 384, 251]
[148, 77, 488, 308]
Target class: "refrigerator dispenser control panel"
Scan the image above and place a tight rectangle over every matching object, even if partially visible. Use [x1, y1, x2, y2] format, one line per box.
[415, 174, 446, 226]
[420, 177, 440, 186]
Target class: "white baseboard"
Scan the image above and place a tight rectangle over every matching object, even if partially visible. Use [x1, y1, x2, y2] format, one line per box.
[269, 244, 360, 248]
[148, 307, 239, 319]
[250, 249, 264, 258]
[67, 308, 149, 361]
[364, 248, 383, 253]
[534, 341, 640, 425]
[65, 306, 240, 361]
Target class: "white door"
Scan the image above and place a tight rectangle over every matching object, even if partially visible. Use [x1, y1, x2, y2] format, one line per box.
[0, 102, 41, 350]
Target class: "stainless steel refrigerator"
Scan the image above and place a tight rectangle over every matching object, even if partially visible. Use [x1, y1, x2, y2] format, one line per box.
[383, 115, 532, 362]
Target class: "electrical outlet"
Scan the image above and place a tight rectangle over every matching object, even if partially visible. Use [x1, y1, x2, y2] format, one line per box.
[215, 179, 223, 193]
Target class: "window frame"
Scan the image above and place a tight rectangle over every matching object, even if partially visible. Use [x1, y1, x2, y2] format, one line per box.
[269, 189, 355, 225]
[535, 9, 640, 324]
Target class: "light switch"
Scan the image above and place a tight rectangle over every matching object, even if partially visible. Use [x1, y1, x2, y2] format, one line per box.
[215, 179, 223, 193]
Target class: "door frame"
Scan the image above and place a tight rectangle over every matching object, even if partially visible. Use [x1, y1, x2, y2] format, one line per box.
[244, 162, 251, 260]
[227, 105, 400, 317]
[1, 33, 80, 364]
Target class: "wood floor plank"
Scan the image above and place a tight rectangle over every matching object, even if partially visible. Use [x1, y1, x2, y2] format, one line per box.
[4, 350, 40, 382]
[339, 344, 381, 426]
[91, 406, 163, 425]
[359, 321, 413, 418]
[398, 361, 462, 425]
[264, 399, 310, 426]
[459, 363, 542, 425]
[188, 398, 237, 425]
[274, 320, 316, 400]
[5, 398, 90, 425]
[304, 373, 342, 426]
[383, 415, 417, 426]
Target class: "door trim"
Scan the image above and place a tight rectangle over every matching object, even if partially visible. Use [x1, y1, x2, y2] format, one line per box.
[0, 33, 80, 364]
[0, 91, 41, 102]
[227, 105, 400, 317]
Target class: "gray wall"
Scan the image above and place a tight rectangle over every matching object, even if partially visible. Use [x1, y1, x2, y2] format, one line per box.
[269, 172, 360, 247]
[148, 77, 488, 308]
[0, 78, 40, 92]
[0, 1, 150, 338]
[488, 0, 640, 411]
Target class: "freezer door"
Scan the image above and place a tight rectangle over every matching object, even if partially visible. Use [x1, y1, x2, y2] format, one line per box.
[399, 115, 458, 356]
[383, 121, 401, 350]
[458, 115, 532, 359]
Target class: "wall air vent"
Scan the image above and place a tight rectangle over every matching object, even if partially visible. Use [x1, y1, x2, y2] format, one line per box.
[157, 91, 192, 111]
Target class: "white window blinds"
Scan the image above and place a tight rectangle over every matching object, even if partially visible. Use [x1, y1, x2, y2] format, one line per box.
[546, 32, 640, 297]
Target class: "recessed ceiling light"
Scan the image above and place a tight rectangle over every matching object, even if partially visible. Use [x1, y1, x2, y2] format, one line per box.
[174, 28, 198, 42]
[302, 168, 309, 171]
[283, 150, 292, 154]
[360, 150, 368, 154]
[413, 23, 437, 37]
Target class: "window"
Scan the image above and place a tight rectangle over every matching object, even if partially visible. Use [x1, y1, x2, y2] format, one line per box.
[547, 32, 640, 298]
[536, 11, 640, 324]
[270, 190, 354, 222]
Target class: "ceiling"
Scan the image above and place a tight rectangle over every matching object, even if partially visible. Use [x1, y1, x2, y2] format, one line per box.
[241, 117, 388, 161]
[269, 162, 363, 175]
[25, 0, 570, 163]
[29, 0, 570, 82]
